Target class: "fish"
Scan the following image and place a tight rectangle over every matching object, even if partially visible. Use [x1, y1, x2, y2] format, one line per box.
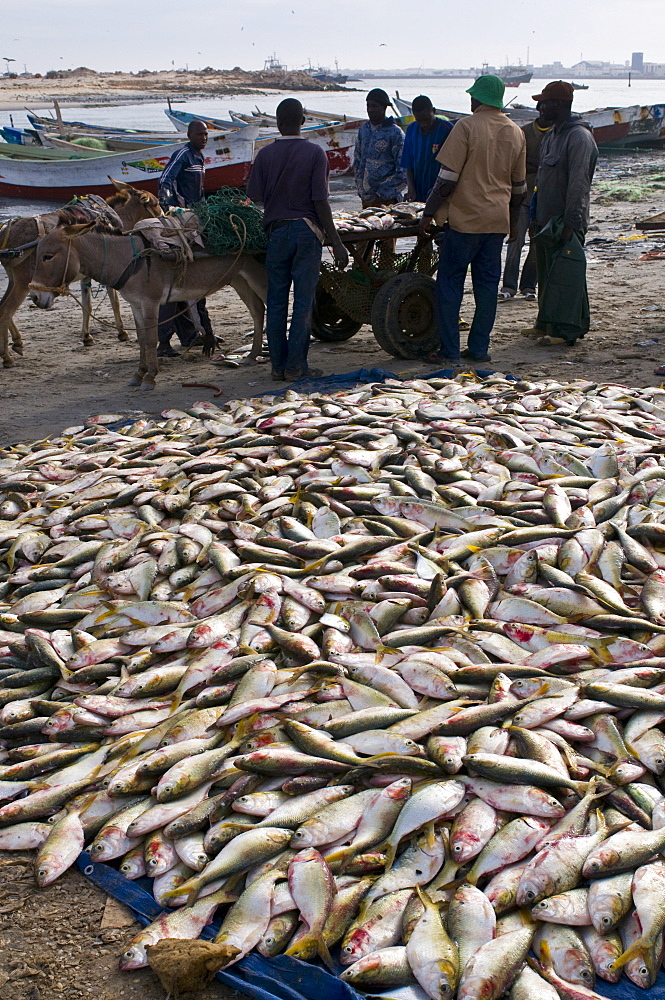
[2, 374, 665, 994]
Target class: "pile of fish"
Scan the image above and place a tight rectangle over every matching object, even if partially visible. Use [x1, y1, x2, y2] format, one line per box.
[3, 373, 665, 999]
[333, 203, 425, 234]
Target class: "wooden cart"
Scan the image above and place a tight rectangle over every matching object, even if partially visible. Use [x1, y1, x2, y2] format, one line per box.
[312, 223, 439, 359]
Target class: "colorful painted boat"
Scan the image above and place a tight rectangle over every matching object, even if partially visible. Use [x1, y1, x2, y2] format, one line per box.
[0, 131, 256, 200]
[393, 94, 665, 148]
[0, 120, 358, 200]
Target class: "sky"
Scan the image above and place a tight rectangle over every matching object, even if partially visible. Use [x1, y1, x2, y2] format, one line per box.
[3, 0, 665, 75]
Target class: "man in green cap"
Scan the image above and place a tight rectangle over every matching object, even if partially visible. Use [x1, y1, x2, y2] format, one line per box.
[420, 74, 526, 364]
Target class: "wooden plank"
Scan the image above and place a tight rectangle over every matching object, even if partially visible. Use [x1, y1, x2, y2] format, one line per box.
[636, 211, 665, 230]
[338, 224, 423, 245]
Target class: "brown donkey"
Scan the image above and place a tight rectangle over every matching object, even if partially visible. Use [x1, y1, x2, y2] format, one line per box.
[29, 216, 267, 390]
[0, 179, 162, 368]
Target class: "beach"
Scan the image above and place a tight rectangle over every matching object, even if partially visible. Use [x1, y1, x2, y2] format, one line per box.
[3, 159, 665, 446]
[3, 72, 665, 1000]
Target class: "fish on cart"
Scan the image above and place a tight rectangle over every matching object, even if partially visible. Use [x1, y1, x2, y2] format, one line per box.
[2, 374, 665, 996]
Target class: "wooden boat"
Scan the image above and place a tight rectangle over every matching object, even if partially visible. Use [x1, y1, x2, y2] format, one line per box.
[0, 141, 107, 160]
[27, 110, 177, 139]
[166, 110, 251, 132]
[42, 133, 186, 153]
[393, 94, 665, 148]
[166, 107, 348, 133]
[0, 119, 358, 200]
[0, 130, 256, 199]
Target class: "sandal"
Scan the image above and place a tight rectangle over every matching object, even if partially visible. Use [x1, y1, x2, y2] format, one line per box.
[522, 290, 537, 300]
[498, 290, 515, 300]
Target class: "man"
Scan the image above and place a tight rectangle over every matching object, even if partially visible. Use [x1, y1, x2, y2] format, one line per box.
[401, 96, 454, 202]
[354, 89, 406, 208]
[157, 119, 214, 357]
[420, 74, 526, 364]
[530, 81, 598, 345]
[499, 104, 552, 300]
[247, 98, 349, 381]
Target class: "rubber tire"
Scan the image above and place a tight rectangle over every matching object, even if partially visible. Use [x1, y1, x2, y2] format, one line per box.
[370, 272, 438, 359]
[311, 287, 363, 342]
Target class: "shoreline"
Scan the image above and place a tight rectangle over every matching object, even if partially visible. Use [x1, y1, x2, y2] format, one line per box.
[0, 68, 358, 113]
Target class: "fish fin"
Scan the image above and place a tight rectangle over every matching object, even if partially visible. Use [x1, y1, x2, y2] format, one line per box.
[538, 938, 554, 969]
[610, 936, 654, 971]
[517, 907, 536, 927]
[424, 819, 436, 849]
[376, 644, 399, 658]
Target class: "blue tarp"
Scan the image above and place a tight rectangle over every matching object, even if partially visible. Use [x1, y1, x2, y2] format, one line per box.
[273, 365, 518, 397]
[76, 853, 664, 1000]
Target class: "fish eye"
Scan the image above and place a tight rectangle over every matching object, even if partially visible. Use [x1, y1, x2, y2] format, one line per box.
[640, 967, 649, 977]
[581, 971, 592, 981]
[453, 844, 463, 853]
[588, 861, 599, 871]
[601, 916, 611, 926]
[525, 890, 535, 900]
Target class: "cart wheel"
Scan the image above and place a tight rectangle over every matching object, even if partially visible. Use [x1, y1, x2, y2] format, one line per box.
[312, 287, 363, 342]
[370, 272, 438, 359]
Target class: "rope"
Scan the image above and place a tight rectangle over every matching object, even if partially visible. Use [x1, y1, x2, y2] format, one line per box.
[192, 189, 267, 256]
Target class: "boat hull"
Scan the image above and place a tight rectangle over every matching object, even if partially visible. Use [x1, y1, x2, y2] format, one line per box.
[393, 95, 665, 149]
[0, 121, 358, 200]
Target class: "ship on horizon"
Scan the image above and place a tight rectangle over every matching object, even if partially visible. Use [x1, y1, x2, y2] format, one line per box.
[481, 63, 533, 87]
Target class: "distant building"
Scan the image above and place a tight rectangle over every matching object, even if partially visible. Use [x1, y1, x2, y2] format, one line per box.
[632, 52, 644, 72]
[644, 62, 665, 75]
[570, 60, 606, 74]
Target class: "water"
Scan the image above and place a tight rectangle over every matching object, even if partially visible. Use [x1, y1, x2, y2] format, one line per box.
[2, 75, 665, 217]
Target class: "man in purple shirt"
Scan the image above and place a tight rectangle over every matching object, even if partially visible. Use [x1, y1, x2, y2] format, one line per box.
[247, 98, 348, 380]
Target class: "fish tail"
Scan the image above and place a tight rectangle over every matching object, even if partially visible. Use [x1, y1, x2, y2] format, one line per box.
[169, 682, 186, 714]
[610, 936, 654, 971]
[161, 880, 197, 902]
[324, 847, 353, 873]
[317, 937, 335, 971]
[383, 843, 397, 872]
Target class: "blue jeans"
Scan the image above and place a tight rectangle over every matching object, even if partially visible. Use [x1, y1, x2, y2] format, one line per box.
[435, 228, 505, 358]
[265, 219, 322, 374]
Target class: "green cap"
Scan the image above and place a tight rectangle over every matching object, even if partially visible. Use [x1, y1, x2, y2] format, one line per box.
[466, 74, 505, 109]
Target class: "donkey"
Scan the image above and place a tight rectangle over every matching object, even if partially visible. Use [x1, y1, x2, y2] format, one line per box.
[29, 216, 267, 390]
[0, 179, 162, 368]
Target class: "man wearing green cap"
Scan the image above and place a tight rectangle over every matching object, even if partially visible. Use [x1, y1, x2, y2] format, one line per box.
[420, 74, 526, 364]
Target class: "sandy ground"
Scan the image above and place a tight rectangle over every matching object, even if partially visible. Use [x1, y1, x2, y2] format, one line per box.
[0, 69, 343, 111]
[3, 160, 665, 445]
[3, 152, 665, 1000]
[0, 854, 239, 1000]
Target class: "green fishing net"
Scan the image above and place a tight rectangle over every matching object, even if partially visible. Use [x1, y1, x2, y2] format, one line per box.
[192, 188, 267, 255]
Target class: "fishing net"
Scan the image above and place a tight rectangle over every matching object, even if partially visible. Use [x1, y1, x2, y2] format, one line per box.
[192, 188, 267, 256]
[319, 240, 439, 323]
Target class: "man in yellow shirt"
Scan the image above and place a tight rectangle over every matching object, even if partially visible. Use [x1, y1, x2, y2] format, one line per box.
[420, 75, 526, 364]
